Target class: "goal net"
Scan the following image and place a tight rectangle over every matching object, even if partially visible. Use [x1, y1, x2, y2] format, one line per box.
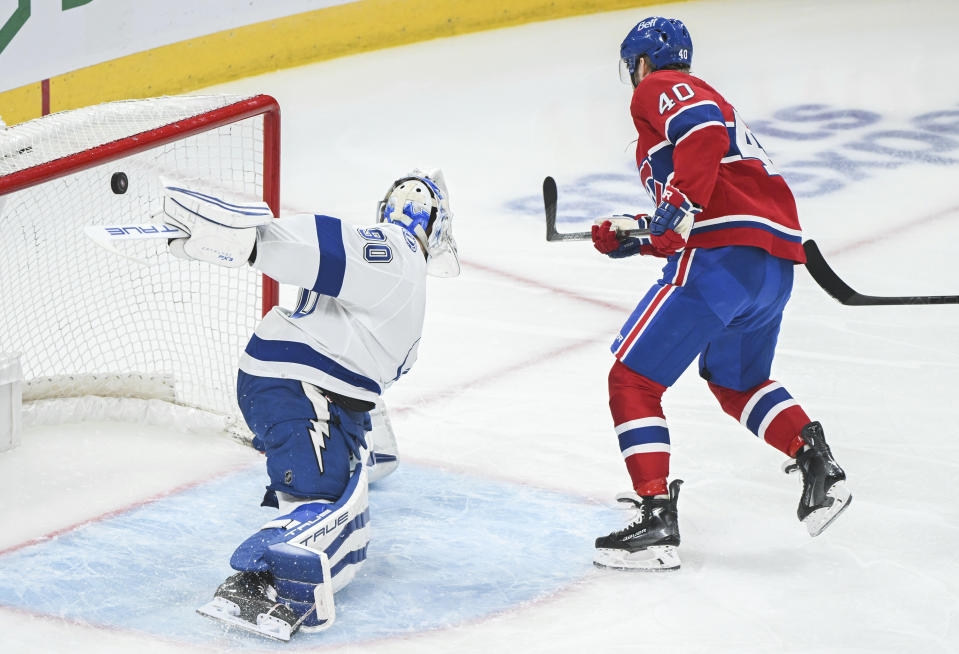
[0, 94, 280, 439]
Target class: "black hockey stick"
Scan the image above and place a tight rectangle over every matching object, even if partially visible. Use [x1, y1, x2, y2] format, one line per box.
[803, 240, 959, 305]
[543, 176, 649, 242]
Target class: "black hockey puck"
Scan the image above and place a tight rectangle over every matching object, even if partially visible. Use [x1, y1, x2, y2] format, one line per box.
[110, 172, 128, 194]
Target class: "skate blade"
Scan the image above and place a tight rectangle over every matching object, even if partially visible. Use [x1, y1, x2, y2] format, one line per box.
[593, 545, 681, 571]
[196, 597, 293, 642]
[804, 483, 852, 537]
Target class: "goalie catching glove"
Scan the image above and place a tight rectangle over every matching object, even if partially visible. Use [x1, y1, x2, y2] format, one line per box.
[163, 181, 274, 267]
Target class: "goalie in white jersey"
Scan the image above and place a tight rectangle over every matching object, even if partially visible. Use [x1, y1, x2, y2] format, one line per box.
[161, 169, 458, 640]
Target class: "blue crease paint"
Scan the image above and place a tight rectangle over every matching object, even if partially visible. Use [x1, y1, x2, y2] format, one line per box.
[0, 464, 610, 649]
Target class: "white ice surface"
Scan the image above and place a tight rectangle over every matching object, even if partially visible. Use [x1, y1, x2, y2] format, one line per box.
[3, 0, 959, 651]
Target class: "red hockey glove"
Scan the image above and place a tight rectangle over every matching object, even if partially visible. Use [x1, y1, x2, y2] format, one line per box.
[591, 215, 654, 259]
[591, 219, 624, 254]
[650, 185, 700, 256]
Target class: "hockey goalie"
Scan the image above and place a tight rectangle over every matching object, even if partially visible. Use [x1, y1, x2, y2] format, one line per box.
[159, 171, 459, 640]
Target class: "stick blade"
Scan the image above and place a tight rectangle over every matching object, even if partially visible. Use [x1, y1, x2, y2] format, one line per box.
[542, 176, 594, 241]
[543, 176, 559, 241]
[803, 240, 959, 305]
[802, 240, 859, 304]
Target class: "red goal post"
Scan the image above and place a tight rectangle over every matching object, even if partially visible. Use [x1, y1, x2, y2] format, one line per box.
[0, 94, 281, 439]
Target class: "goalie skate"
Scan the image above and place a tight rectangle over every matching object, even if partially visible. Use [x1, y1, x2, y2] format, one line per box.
[196, 571, 302, 642]
[783, 421, 852, 537]
[594, 479, 683, 571]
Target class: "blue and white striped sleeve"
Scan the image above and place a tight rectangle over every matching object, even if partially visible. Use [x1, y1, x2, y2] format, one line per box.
[664, 100, 726, 145]
[253, 213, 348, 296]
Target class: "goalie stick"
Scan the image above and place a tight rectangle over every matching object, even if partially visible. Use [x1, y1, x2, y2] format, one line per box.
[543, 176, 649, 242]
[803, 240, 959, 305]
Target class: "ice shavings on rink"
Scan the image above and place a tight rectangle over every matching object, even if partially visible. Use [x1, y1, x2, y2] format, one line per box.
[0, 463, 608, 648]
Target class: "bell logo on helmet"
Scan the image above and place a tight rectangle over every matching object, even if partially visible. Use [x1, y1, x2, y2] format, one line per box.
[621, 16, 693, 72]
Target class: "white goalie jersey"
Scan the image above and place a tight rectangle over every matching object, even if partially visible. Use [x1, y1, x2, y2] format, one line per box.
[239, 213, 427, 403]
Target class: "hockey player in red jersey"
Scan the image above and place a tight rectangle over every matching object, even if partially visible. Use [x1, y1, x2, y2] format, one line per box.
[590, 16, 851, 571]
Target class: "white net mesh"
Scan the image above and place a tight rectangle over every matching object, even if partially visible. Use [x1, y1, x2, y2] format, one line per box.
[0, 95, 277, 438]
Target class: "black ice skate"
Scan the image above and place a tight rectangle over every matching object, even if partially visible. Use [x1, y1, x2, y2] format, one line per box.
[594, 479, 683, 571]
[196, 571, 302, 641]
[783, 421, 852, 537]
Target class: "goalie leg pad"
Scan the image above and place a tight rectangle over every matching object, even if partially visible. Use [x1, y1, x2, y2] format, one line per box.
[230, 464, 371, 632]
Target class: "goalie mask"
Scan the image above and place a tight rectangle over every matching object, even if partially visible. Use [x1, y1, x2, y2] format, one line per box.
[377, 168, 460, 278]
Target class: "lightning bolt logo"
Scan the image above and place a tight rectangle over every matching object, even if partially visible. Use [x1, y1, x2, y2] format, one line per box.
[303, 383, 333, 474]
[309, 419, 332, 473]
